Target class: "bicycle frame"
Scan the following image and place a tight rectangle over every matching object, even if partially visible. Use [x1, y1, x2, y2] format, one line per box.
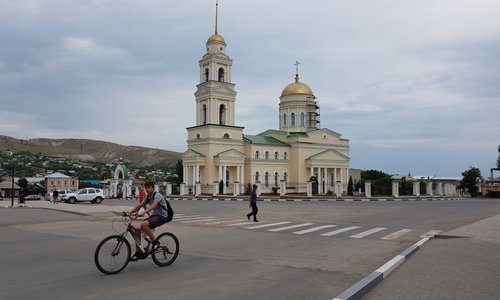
[115, 213, 153, 256]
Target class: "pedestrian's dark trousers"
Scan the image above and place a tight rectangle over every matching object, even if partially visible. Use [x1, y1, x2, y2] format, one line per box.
[248, 202, 258, 221]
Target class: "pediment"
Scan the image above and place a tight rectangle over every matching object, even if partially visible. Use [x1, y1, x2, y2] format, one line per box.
[307, 149, 350, 161]
[214, 149, 246, 159]
[182, 149, 206, 159]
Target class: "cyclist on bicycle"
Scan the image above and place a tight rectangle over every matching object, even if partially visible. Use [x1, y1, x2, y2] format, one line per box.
[129, 181, 169, 260]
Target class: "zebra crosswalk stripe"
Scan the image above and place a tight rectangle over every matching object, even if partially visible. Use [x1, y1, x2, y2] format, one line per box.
[320, 226, 361, 237]
[181, 218, 218, 223]
[350, 227, 387, 238]
[293, 224, 338, 234]
[204, 219, 243, 225]
[381, 229, 413, 240]
[268, 223, 314, 232]
[245, 222, 291, 229]
[172, 216, 214, 222]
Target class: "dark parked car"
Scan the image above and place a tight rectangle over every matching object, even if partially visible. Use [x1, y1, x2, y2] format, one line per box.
[25, 194, 42, 200]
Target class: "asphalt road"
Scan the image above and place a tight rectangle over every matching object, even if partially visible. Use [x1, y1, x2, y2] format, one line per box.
[1, 198, 499, 300]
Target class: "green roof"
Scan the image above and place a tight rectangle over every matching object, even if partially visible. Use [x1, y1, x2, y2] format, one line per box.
[243, 135, 289, 146]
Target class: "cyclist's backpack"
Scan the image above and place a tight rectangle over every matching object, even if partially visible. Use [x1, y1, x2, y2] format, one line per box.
[151, 192, 174, 222]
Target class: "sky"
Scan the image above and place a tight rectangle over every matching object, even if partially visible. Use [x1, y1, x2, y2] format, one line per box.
[1, 0, 499, 178]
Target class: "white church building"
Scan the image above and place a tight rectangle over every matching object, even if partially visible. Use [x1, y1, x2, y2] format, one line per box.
[181, 3, 350, 196]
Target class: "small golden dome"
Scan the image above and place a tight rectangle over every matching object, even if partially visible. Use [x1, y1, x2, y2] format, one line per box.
[281, 75, 314, 97]
[207, 34, 225, 44]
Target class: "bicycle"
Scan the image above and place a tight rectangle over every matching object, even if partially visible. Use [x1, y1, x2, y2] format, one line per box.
[94, 212, 179, 275]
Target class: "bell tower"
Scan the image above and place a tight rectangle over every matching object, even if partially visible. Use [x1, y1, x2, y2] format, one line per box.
[194, 0, 237, 126]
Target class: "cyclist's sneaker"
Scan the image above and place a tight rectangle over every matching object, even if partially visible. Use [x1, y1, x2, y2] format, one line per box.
[152, 240, 160, 251]
[130, 251, 145, 261]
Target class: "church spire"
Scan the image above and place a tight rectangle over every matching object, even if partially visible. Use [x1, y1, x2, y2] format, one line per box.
[215, 0, 219, 35]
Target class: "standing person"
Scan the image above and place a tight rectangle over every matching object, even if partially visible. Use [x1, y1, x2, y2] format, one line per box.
[138, 186, 147, 204]
[138, 186, 148, 216]
[52, 190, 59, 204]
[129, 181, 170, 260]
[246, 184, 259, 222]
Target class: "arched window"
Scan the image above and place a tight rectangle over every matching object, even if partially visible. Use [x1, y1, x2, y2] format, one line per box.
[219, 104, 226, 125]
[255, 151, 259, 159]
[218, 67, 225, 82]
[283, 113, 287, 126]
[255, 172, 260, 182]
[205, 68, 209, 82]
[284, 152, 288, 160]
[274, 151, 279, 159]
[196, 133, 201, 139]
[265, 151, 269, 159]
[274, 172, 279, 187]
[300, 113, 305, 126]
[223, 133, 230, 139]
[202, 104, 207, 125]
[265, 172, 269, 187]
[291, 113, 296, 126]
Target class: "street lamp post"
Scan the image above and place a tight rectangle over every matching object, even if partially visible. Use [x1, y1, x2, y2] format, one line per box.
[6, 151, 15, 207]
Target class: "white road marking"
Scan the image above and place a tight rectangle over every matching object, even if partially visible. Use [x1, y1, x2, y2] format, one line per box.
[350, 227, 387, 238]
[204, 219, 243, 225]
[245, 222, 291, 229]
[172, 216, 214, 222]
[180, 218, 218, 223]
[173, 215, 201, 219]
[268, 223, 314, 232]
[227, 221, 258, 226]
[293, 224, 338, 234]
[381, 229, 414, 240]
[320, 226, 361, 237]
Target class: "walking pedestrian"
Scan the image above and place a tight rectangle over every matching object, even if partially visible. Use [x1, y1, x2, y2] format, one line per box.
[246, 184, 259, 222]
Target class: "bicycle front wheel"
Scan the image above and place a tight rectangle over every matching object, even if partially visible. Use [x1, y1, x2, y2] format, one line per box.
[152, 232, 179, 267]
[94, 235, 131, 275]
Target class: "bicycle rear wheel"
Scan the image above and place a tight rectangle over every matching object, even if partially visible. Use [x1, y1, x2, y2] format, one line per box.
[94, 235, 131, 275]
[152, 232, 179, 267]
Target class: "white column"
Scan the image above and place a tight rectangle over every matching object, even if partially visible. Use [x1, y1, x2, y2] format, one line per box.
[213, 181, 218, 196]
[325, 167, 329, 193]
[222, 165, 227, 194]
[392, 181, 400, 198]
[426, 181, 433, 196]
[192, 165, 196, 189]
[436, 182, 443, 195]
[218, 165, 222, 181]
[237, 166, 241, 183]
[166, 183, 172, 195]
[413, 181, 420, 197]
[310, 167, 314, 178]
[183, 166, 187, 184]
[318, 167, 322, 194]
[365, 181, 372, 198]
[333, 168, 337, 183]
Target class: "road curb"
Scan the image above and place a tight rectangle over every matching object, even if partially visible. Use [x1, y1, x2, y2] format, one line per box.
[332, 236, 433, 300]
[166, 197, 461, 202]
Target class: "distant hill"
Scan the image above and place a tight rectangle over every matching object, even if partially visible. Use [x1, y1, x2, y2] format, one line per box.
[0, 135, 181, 167]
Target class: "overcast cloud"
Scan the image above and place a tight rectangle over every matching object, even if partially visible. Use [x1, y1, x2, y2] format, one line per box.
[1, 0, 499, 177]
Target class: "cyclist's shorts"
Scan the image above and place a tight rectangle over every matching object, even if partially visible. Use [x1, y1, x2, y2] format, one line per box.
[146, 215, 167, 229]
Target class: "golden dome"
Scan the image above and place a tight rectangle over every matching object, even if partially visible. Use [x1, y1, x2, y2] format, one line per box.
[281, 75, 314, 97]
[207, 34, 225, 44]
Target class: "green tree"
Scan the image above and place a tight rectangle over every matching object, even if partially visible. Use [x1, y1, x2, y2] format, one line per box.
[460, 167, 482, 197]
[17, 177, 28, 190]
[355, 169, 392, 196]
[497, 145, 500, 169]
[347, 176, 353, 196]
[175, 160, 183, 184]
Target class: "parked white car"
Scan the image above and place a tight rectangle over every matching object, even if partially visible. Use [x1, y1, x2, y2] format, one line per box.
[64, 188, 105, 204]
